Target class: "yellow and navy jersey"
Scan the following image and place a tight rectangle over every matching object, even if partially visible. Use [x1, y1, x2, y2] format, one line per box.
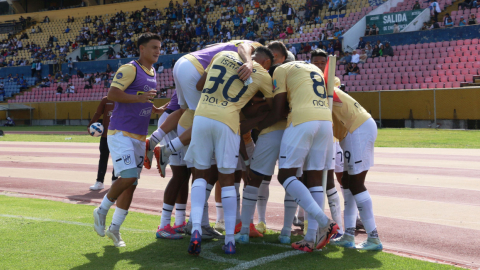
[273, 61, 332, 126]
[195, 51, 273, 134]
[332, 88, 371, 133]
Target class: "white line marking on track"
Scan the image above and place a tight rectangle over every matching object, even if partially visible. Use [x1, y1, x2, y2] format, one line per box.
[0, 214, 155, 233]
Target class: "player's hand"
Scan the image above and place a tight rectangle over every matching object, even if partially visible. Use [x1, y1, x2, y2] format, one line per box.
[137, 89, 157, 103]
[87, 127, 91, 135]
[238, 61, 253, 81]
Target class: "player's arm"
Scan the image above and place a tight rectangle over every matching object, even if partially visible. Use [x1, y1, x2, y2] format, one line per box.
[257, 93, 287, 130]
[108, 64, 156, 103]
[237, 43, 255, 81]
[240, 111, 268, 135]
[241, 100, 270, 118]
[196, 71, 208, 91]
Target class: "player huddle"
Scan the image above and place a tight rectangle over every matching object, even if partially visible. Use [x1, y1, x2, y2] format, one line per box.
[92, 32, 383, 256]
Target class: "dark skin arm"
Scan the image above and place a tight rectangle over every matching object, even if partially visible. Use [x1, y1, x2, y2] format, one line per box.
[196, 71, 207, 91]
[257, 92, 288, 131]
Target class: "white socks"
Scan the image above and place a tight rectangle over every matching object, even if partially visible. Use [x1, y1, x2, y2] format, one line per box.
[109, 207, 128, 232]
[281, 192, 297, 236]
[343, 188, 358, 236]
[174, 203, 186, 226]
[234, 183, 241, 225]
[305, 186, 323, 242]
[257, 180, 270, 223]
[327, 188, 344, 234]
[222, 186, 237, 245]
[160, 203, 174, 229]
[354, 190, 378, 238]
[282, 177, 329, 228]
[190, 178, 207, 235]
[98, 195, 115, 215]
[216, 202, 224, 222]
[201, 184, 213, 227]
[165, 137, 185, 156]
[240, 185, 259, 235]
[149, 128, 166, 150]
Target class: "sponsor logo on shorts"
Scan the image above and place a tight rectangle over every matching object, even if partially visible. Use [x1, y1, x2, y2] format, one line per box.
[116, 73, 123, 79]
[123, 155, 131, 165]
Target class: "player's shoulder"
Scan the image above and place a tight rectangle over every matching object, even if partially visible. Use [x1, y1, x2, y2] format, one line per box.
[115, 63, 136, 77]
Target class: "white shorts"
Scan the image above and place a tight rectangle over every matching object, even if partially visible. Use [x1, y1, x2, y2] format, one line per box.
[279, 121, 333, 171]
[184, 116, 240, 174]
[173, 56, 202, 110]
[178, 117, 216, 168]
[334, 141, 344, 173]
[236, 141, 255, 171]
[250, 130, 284, 176]
[339, 118, 377, 175]
[108, 132, 145, 180]
[157, 112, 182, 166]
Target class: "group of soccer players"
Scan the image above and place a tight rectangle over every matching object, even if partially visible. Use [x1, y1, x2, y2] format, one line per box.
[92, 32, 383, 256]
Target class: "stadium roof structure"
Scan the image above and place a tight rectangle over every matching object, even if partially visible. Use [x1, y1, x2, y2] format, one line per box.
[0, 103, 34, 125]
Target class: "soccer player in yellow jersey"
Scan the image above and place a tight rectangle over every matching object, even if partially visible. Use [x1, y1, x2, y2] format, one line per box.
[257, 61, 339, 252]
[184, 47, 274, 255]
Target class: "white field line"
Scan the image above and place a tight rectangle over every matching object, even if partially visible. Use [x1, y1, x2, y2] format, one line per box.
[0, 214, 155, 233]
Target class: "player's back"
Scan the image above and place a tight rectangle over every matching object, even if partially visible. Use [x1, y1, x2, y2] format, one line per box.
[333, 88, 371, 132]
[273, 61, 332, 126]
[195, 51, 273, 134]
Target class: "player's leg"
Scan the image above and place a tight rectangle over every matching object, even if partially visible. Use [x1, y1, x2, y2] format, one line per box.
[94, 132, 138, 238]
[278, 121, 338, 252]
[347, 118, 381, 250]
[214, 182, 225, 232]
[327, 141, 344, 238]
[201, 165, 224, 240]
[183, 115, 215, 255]
[156, 165, 189, 239]
[103, 135, 145, 247]
[90, 136, 109, 190]
[174, 176, 189, 229]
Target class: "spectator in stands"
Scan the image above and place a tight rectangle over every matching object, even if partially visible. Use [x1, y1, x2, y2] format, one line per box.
[459, 16, 467, 26]
[379, 44, 385, 57]
[365, 43, 373, 57]
[304, 42, 311, 52]
[55, 71, 63, 82]
[458, 0, 472, 10]
[30, 61, 36, 77]
[43, 16, 50, 23]
[334, 27, 342, 38]
[370, 24, 379, 35]
[393, 23, 400, 33]
[105, 64, 112, 74]
[343, 63, 354, 75]
[289, 44, 297, 56]
[357, 37, 366, 49]
[311, 43, 318, 51]
[359, 49, 368, 63]
[365, 25, 370, 36]
[350, 63, 360, 75]
[421, 22, 429, 30]
[326, 20, 334, 31]
[443, 13, 452, 25]
[469, 14, 477, 25]
[287, 4, 294, 20]
[351, 50, 360, 63]
[445, 18, 454, 27]
[327, 43, 334, 54]
[65, 26, 70, 34]
[77, 69, 84, 78]
[372, 44, 380, 58]
[338, 51, 351, 65]
[430, 0, 441, 22]
[0, 82, 4, 96]
[56, 85, 63, 94]
[383, 42, 394, 56]
[319, 30, 326, 41]
[63, 73, 71, 83]
[430, 21, 441, 28]
[67, 58, 73, 74]
[65, 84, 75, 94]
[39, 78, 50, 88]
[412, 0, 421, 10]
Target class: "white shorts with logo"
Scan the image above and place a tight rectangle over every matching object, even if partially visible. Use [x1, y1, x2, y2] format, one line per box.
[339, 118, 377, 175]
[173, 56, 202, 110]
[157, 111, 182, 166]
[184, 116, 240, 174]
[236, 141, 255, 171]
[334, 141, 344, 173]
[279, 121, 333, 171]
[108, 131, 145, 180]
[178, 117, 217, 168]
[250, 130, 284, 176]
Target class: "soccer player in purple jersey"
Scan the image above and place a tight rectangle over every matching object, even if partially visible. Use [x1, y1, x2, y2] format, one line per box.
[92, 33, 165, 247]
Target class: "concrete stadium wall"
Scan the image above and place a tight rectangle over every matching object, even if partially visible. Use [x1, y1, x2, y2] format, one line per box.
[362, 24, 480, 46]
[1, 98, 170, 125]
[350, 88, 480, 122]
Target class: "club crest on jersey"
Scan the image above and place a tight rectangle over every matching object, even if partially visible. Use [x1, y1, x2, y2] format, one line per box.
[123, 155, 131, 165]
[116, 73, 123, 79]
[144, 85, 152, 91]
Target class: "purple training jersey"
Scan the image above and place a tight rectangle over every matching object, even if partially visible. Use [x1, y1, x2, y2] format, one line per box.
[109, 60, 157, 137]
[166, 90, 180, 111]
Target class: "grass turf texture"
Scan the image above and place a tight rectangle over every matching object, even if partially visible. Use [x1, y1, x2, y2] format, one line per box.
[1, 126, 480, 148]
[0, 196, 457, 270]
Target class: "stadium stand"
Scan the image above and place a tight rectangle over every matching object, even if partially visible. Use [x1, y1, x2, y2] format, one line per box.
[335, 38, 480, 91]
